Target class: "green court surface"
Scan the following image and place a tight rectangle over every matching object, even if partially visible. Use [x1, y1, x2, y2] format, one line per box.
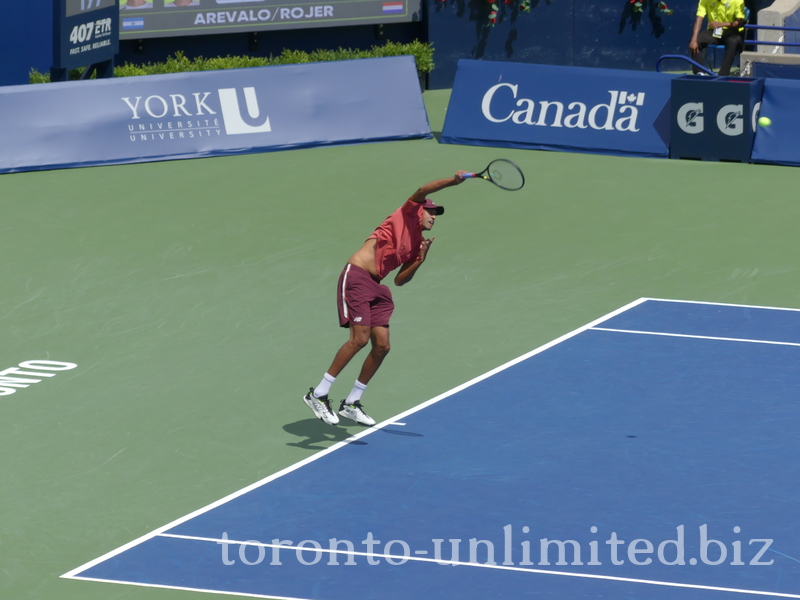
[2, 89, 800, 600]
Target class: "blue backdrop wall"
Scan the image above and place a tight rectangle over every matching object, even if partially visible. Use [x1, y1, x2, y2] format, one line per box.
[429, 0, 774, 87]
[428, 0, 716, 88]
[1, 3, 52, 86]
[1, 0, 773, 88]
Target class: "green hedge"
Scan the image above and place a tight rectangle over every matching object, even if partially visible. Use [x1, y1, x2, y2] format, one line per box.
[29, 41, 434, 83]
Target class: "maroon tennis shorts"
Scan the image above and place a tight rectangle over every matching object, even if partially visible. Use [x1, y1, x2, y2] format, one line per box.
[337, 264, 394, 328]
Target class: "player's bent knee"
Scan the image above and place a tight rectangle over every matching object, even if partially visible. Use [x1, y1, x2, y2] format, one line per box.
[351, 334, 370, 349]
[370, 337, 390, 356]
[348, 324, 371, 349]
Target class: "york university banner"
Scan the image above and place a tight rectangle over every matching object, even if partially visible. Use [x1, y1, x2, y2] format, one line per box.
[441, 60, 675, 158]
[0, 56, 431, 173]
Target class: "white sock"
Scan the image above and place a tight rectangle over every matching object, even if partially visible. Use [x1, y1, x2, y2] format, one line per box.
[313, 373, 336, 398]
[345, 380, 367, 405]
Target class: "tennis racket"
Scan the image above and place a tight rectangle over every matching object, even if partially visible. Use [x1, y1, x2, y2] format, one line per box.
[462, 159, 525, 191]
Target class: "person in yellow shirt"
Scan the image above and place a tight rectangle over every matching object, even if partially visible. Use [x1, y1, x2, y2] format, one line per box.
[689, 0, 747, 75]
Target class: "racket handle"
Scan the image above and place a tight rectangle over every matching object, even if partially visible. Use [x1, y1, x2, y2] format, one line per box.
[461, 173, 477, 178]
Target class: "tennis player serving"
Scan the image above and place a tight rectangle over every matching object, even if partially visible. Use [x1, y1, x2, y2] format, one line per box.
[303, 171, 468, 426]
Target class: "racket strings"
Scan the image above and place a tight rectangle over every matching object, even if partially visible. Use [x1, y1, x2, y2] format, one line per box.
[487, 160, 524, 190]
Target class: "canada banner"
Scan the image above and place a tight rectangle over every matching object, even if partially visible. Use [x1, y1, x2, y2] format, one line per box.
[0, 56, 431, 174]
[441, 60, 675, 158]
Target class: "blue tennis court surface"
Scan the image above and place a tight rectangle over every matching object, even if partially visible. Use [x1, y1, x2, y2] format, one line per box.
[64, 298, 800, 600]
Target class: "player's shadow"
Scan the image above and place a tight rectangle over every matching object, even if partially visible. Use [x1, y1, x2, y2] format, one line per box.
[381, 427, 423, 437]
[283, 419, 366, 450]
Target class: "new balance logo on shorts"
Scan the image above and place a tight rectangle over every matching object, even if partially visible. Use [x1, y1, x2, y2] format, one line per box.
[353, 317, 363, 322]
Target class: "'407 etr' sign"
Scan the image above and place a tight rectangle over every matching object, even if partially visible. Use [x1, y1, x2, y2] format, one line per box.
[53, 0, 119, 71]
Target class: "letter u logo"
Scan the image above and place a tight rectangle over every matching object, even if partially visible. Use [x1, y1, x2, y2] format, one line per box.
[218, 87, 272, 135]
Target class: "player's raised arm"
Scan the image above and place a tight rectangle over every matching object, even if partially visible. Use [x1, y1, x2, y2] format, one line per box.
[408, 171, 467, 204]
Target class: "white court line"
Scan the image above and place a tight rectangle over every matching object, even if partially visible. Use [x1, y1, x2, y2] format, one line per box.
[591, 327, 800, 348]
[61, 296, 650, 580]
[640, 297, 800, 313]
[79, 532, 800, 600]
[65, 577, 308, 600]
[62, 297, 800, 600]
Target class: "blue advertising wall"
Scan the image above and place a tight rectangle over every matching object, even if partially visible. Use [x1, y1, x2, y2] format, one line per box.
[441, 60, 674, 158]
[751, 78, 800, 166]
[440, 60, 800, 167]
[0, 56, 430, 174]
[670, 75, 764, 162]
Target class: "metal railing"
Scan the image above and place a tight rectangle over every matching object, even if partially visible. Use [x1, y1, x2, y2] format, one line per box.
[656, 54, 717, 76]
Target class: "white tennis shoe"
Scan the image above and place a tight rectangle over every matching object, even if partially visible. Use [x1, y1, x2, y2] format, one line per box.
[303, 388, 339, 425]
[338, 400, 376, 426]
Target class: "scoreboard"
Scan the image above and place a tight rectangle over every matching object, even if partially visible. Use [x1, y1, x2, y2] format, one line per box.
[52, 0, 421, 70]
[118, 0, 422, 39]
[54, 0, 120, 69]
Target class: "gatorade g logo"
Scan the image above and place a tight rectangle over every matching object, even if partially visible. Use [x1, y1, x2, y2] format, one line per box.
[717, 104, 744, 136]
[677, 102, 704, 134]
[218, 87, 271, 135]
[751, 101, 762, 132]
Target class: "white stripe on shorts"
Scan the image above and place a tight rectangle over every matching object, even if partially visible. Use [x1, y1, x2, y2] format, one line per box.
[341, 264, 351, 320]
